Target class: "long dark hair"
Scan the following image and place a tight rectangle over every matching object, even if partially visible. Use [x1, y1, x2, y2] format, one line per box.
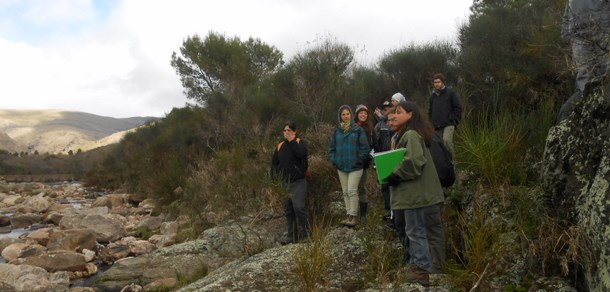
[394, 101, 435, 146]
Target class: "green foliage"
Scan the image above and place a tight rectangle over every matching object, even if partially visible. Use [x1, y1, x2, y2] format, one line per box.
[86, 107, 211, 201]
[345, 65, 391, 112]
[170, 32, 283, 105]
[458, 0, 570, 112]
[284, 37, 355, 127]
[456, 111, 526, 186]
[379, 40, 459, 105]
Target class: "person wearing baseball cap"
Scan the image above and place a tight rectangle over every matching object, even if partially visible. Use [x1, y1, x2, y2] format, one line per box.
[372, 100, 395, 223]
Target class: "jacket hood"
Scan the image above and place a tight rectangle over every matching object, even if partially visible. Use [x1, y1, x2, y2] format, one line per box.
[337, 105, 354, 124]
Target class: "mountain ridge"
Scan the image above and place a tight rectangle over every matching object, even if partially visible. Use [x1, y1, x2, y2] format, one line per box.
[0, 109, 157, 154]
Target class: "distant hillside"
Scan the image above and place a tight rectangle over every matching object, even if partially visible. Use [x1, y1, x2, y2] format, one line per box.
[0, 109, 157, 154]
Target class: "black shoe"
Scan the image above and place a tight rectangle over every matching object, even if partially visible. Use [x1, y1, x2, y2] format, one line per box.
[279, 235, 295, 245]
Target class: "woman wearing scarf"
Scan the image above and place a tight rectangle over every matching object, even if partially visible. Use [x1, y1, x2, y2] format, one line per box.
[328, 105, 370, 227]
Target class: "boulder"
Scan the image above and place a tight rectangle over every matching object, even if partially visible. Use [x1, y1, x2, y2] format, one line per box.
[25, 227, 53, 246]
[21, 195, 51, 213]
[92, 194, 130, 209]
[543, 78, 610, 291]
[1, 243, 29, 261]
[1, 195, 23, 207]
[10, 250, 87, 272]
[136, 216, 162, 231]
[59, 214, 126, 243]
[10, 213, 43, 229]
[129, 240, 156, 256]
[0, 263, 70, 291]
[0, 238, 24, 254]
[46, 229, 97, 252]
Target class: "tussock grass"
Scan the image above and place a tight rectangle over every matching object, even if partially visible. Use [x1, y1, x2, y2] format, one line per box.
[456, 112, 525, 187]
[293, 218, 333, 291]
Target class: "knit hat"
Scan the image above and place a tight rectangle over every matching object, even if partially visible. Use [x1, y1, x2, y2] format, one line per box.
[391, 93, 406, 103]
[355, 104, 369, 113]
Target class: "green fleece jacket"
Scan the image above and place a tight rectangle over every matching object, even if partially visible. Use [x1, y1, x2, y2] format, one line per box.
[390, 130, 444, 210]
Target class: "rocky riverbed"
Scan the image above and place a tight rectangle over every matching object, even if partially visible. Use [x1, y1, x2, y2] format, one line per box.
[0, 181, 180, 291]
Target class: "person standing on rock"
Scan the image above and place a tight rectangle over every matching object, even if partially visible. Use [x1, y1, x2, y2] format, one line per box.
[385, 101, 445, 286]
[373, 100, 395, 223]
[328, 105, 370, 227]
[558, 0, 610, 122]
[272, 121, 311, 245]
[354, 104, 374, 224]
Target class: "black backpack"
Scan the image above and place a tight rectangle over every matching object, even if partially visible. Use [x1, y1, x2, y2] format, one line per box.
[428, 133, 456, 187]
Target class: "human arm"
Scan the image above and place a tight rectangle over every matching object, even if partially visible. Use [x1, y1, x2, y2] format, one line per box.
[449, 90, 463, 126]
[271, 148, 280, 179]
[358, 128, 372, 165]
[390, 131, 427, 181]
[327, 132, 337, 166]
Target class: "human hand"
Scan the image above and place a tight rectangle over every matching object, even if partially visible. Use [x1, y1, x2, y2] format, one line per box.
[374, 108, 382, 118]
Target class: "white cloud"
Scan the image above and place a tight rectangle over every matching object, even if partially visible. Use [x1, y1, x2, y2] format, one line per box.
[0, 0, 471, 118]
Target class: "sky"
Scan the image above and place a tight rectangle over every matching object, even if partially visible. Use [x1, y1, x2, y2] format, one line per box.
[0, 0, 473, 118]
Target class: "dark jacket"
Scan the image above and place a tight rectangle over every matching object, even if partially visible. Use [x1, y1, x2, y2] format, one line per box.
[373, 116, 393, 153]
[271, 138, 308, 182]
[428, 86, 462, 130]
[328, 105, 371, 172]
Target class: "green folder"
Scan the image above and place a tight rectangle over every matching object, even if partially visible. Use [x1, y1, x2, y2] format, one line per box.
[373, 148, 406, 184]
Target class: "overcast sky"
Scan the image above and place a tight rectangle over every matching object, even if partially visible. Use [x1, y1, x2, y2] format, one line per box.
[0, 0, 472, 118]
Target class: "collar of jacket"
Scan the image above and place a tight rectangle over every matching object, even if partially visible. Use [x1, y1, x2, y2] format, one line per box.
[434, 85, 446, 96]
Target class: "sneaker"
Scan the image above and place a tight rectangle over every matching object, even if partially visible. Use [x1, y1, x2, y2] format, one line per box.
[340, 216, 351, 226]
[404, 266, 429, 286]
[344, 215, 358, 227]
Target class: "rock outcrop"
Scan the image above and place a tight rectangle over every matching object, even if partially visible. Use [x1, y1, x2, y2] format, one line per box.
[543, 77, 610, 291]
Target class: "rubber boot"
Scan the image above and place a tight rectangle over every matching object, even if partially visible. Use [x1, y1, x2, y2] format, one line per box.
[359, 202, 368, 223]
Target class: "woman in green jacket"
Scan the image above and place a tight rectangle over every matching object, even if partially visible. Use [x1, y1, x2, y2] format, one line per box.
[385, 101, 444, 285]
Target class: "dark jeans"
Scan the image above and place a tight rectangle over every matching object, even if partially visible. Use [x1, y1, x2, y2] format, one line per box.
[395, 203, 446, 273]
[284, 178, 311, 239]
[381, 183, 391, 215]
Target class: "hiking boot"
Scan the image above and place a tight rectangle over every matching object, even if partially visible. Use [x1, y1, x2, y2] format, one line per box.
[404, 266, 429, 286]
[279, 234, 295, 245]
[383, 210, 392, 222]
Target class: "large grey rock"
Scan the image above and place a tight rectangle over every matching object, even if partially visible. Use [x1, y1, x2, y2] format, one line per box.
[178, 227, 370, 291]
[543, 78, 610, 291]
[92, 220, 281, 291]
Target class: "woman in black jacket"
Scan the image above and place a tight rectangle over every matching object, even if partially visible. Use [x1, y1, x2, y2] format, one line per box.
[272, 121, 310, 244]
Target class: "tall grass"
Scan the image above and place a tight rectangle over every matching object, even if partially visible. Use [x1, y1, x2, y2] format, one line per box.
[456, 98, 557, 187]
[293, 218, 333, 291]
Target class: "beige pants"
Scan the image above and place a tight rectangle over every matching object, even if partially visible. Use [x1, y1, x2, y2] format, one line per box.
[337, 169, 363, 216]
